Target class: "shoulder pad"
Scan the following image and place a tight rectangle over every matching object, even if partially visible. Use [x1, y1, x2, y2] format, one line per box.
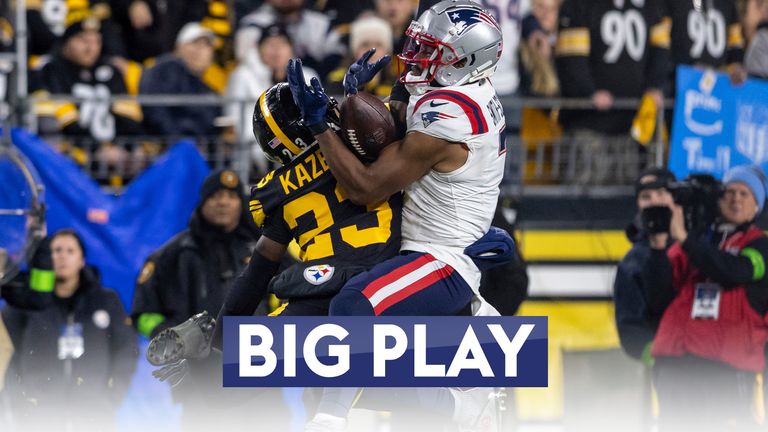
[250, 148, 332, 227]
[408, 89, 489, 140]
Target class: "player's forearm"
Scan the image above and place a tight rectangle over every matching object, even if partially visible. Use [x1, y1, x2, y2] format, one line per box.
[212, 249, 281, 350]
[315, 129, 383, 205]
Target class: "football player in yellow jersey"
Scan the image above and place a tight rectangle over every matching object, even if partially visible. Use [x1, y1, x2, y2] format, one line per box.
[146, 82, 402, 367]
[147, 81, 509, 432]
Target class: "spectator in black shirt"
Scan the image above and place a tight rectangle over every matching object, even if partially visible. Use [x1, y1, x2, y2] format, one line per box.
[138, 22, 221, 138]
[2, 229, 137, 432]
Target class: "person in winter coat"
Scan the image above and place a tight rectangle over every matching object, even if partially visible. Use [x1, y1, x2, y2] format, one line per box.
[1, 229, 138, 431]
[138, 22, 222, 138]
[645, 165, 768, 432]
[614, 167, 676, 362]
[131, 169, 261, 340]
[131, 168, 284, 432]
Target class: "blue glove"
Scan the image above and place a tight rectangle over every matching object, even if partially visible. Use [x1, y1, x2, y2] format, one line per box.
[464, 226, 517, 271]
[287, 58, 329, 132]
[343, 48, 392, 95]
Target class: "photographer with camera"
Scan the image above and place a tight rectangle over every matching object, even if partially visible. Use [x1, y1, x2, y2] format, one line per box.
[644, 165, 768, 431]
[614, 168, 677, 364]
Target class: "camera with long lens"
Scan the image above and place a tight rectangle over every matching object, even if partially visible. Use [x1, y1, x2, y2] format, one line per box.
[668, 174, 723, 232]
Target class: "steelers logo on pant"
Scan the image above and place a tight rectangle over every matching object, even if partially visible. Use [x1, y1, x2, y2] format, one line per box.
[303, 264, 335, 285]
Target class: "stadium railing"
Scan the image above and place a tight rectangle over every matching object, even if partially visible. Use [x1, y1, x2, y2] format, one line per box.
[23, 93, 669, 195]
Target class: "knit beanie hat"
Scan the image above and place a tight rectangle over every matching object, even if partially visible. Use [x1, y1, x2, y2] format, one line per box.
[259, 24, 291, 46]
[200, 169, 242, 202]
[62, 15, 101, 42]
[350, 16, 393, 55]
[722, 165, 768, 213]
[634, 167, 676, 197]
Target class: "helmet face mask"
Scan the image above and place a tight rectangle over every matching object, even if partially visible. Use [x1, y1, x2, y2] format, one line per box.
[398, 21, 459, 86]
[252, 83, 340, 166]
[398, 0, 503, 89]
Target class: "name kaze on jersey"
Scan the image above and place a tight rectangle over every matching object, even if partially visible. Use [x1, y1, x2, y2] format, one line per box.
[249, 144, 402, 266]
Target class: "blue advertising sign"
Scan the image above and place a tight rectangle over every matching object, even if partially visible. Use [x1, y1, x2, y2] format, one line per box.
[223, 316, 547, 388]
[669, 66, 768, 179]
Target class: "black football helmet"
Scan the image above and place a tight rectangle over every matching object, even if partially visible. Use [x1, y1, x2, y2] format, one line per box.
[252, 82, 340, 165]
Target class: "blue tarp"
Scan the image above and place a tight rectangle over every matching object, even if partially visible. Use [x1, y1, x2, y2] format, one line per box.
[0, 154, 34, 265]
[11, 129, 210, 308]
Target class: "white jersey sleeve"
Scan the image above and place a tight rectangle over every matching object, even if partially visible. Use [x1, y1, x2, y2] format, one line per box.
[406, 89, 493, 142]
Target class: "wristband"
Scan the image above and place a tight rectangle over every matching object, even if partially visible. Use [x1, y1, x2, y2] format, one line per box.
[137, 312, 166, 338]
[29, 268, 55, 293]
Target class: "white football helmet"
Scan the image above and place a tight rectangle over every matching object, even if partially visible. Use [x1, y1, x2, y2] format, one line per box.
[399, 0, 503, 88]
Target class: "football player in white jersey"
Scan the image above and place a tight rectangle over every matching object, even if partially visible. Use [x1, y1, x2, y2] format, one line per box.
[289, 0, 507, 317]
[288, 1, 510, 430]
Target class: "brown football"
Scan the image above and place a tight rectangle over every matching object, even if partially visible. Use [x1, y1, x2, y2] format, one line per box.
[339, 92, 396, 163]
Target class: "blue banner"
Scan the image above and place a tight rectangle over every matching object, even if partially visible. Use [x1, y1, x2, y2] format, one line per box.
[669, 66, 768, 179]
[11, 129, 210, 308]
[223, 316, 548, 387]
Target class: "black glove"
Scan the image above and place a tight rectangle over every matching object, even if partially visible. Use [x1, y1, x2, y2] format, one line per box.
[29, 236, 54, 292]
[2, 237, 54, 310]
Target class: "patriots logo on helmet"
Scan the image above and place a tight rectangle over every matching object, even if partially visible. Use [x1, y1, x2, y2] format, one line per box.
[422, 111, 457, 128]
[446, 8, 500, 35]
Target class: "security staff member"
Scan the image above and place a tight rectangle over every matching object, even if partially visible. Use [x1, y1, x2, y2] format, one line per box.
[2, 229, 137, 431]
[131, 169, 259, 339]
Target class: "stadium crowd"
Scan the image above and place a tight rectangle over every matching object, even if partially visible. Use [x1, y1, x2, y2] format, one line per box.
[0, 0, 762, 186]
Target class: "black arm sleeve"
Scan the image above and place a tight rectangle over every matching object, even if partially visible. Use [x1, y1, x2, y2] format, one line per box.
[1, 239, 53, 310]
[261, 215, 293, 246]
[641, 248, 676, 317]
[681, 235, 768, 287]
[212, 248, 281, 350]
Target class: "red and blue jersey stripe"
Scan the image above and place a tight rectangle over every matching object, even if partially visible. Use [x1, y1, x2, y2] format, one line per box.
[413, 90, 489, 135]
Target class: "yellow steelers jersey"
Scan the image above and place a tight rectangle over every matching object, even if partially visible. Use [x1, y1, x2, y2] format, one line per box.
[249, 144, 402, 265]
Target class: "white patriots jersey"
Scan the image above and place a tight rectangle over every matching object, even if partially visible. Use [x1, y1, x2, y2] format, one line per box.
[402, 79, 507, 292]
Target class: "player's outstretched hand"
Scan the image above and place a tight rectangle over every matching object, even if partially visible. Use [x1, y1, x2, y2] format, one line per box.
[343, 48, 391, 96]
[287, 58, 329, 128]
